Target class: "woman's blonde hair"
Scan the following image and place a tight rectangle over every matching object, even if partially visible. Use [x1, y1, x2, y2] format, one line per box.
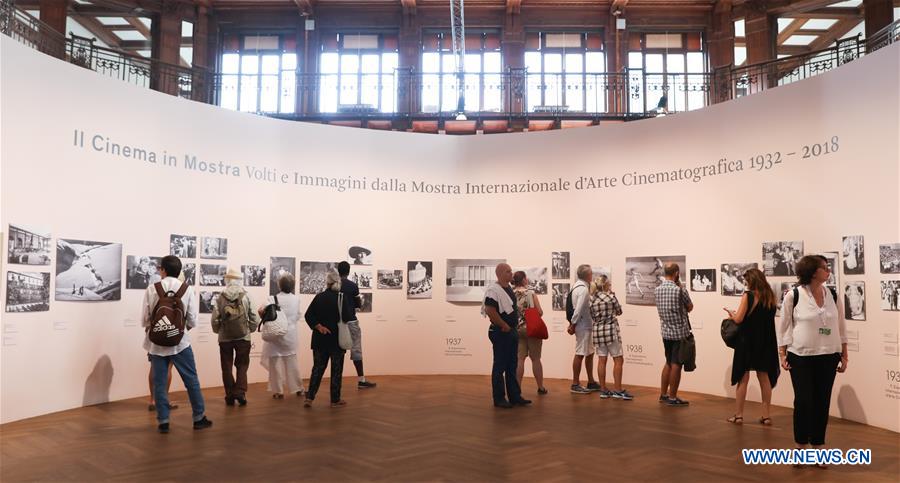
[590, 275, 611, 295]
[325, 270, 342, 292]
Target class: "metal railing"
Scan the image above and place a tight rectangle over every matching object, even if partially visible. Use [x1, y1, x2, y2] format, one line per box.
[2, 0, 898, 127]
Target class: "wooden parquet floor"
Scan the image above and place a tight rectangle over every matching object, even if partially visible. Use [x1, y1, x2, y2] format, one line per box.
[1, 375, 897, 482]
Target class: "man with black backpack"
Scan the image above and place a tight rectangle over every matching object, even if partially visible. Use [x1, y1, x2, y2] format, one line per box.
[212, 268, 261, 406]
[567, 264, 600, 394]
[142, 255, 212, 434]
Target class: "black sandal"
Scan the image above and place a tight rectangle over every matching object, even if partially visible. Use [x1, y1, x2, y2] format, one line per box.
[727, 415, 743, 424]
[758, 417, 772, 426]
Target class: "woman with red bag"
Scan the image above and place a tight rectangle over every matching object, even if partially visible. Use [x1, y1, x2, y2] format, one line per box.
[513, 271, 548, 395]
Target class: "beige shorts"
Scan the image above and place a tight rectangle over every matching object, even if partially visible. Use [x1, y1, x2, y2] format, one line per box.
[575, 329, 595, 356]
[517, 326, 543, 359]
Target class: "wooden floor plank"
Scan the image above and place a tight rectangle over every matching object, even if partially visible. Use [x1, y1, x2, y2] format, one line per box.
[1, 375, 897, 482]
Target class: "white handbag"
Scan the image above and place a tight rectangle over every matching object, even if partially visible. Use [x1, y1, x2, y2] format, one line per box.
[260, 295, 288, 342]
[337, 293, 353, 350]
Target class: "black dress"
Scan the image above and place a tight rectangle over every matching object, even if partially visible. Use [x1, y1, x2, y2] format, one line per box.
[730, 292, 780, 387]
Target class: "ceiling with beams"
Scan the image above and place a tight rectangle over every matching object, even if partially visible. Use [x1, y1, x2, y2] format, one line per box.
[13, 0, 900, 66]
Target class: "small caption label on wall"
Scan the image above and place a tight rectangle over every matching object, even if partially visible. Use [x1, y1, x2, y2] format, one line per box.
[847, 341, 860, 352]
[375, 314, 388, 322]
[883, 332, 899, 343]
[123, 318, 138, 327]
[53, 321, 68, 331]
[846, 329, 860, 340]
[196, 334, 210, 343]
[2, 335, 17, 346]
[444, 337, 471, 357]
[445, 315, 457, 323]
[551, 317, 566, 333]
[623, 318, 638, 327]
[405, 315, 418, 323]
[884, 343, 899, 357]
[3, 323, 18, 334]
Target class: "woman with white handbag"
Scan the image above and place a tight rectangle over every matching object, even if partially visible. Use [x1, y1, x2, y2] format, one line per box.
[258, 274, 305, 400]
[303, 270, 354, 408]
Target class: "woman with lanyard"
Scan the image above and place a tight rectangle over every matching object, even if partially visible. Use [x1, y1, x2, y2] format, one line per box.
[777, 255, 848, 468]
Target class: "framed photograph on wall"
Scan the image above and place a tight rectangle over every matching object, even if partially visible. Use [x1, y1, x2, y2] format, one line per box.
[200, 236, 228, 259]
[720, 263, 759, 297]
[299, 261, 338, 294]
[880, 281, 899, 311]
[7, 224, 51, 265]
[377, 270, 403, 290]
[358, 293, 373, 313]
[199, 264, 227, 286]
[169, 234, 197, 258]
[125, 255, 161, 289]
[514, 266, 548, 295]
[407, 261, 433, 299]
[241, 265, 266, 287]
[625, 256, 686, 306]
[5, 271, 50, 312]
[183, 262, 196, 285]
[551, 283, 570, 311]
[55, 238, 122, 301]
[199, 291, 220, 314]
[879, 243, 900, 274]
[843, 281, 865, 321]
[762, 241, 803, 276]
[445, 258, 506, 303]
[689, 269, 716, 292]
[269, 257, 296, 295]
[842, 236, 864, 275]
[551, 252, 570, 279]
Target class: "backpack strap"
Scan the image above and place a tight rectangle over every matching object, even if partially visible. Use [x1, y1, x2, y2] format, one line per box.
[174, 282, 188, 299]
[828, 286, 837, 303]
[274, 294, 279, 308]
[793, 286, 838, 318]
[792, 287, 799, 319]
[154, 281, 166, 299]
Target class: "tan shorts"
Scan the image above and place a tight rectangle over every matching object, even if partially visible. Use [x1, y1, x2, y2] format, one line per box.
[517, 326, 543, 359]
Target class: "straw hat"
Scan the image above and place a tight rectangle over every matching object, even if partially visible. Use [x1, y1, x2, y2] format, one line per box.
[224, 268, 242, 280]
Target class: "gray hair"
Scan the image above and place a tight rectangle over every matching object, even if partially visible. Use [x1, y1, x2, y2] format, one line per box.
[576, 264, 592, 281]
[278, 274, 295, 293]
[325, 270, 342, 292]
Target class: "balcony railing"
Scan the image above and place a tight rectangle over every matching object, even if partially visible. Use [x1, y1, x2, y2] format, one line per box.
[2, 0, 898, 128]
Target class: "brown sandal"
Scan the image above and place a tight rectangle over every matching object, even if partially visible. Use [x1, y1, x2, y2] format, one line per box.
[758, 417, 772, 426]
[727, 415, 743, 424]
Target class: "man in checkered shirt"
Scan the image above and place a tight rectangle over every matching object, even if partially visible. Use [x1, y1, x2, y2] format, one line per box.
[655, 262, 693, 407]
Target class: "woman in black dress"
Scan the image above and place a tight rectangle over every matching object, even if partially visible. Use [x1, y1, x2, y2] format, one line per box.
[723, 268, 780, 425]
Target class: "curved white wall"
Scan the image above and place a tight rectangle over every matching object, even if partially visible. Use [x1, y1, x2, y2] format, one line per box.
[1, 37, 898, 431]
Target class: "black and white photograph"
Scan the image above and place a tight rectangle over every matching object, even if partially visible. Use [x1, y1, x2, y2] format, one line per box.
[299, 261, 338, 294]
[843, 281, 866, 321]
[169, 234, 197, 258]
[350, 268, 373, 290]
[514, 267, 548, 295]
[690, 269, 716, 292]
[591, 266, 611, 282]
[720, 263, 759, 297]
[551, 283, 570, 311]
[358, 293, 373, 313]
[407, 261, 433, 299]
[819, 252, 839, 288]
[881, 280, 899, 311]
[446, 258, 506, 303]
[879, 243, 900, 274]
[126, 255, 161, 289]
[349, 245, 373, 266]
[842, 236, 864, 275]
[625, 256, 686, 306]
[377, 270, 403, 290]
[242, 265, 266, 287]
[7, 224, 51, 265]
[270, 257, 296, 295]
[762, 241, 803, 276]
[183, 263, 196, 285]
[770, 281, 795, 317]
[55, 238, 122, 301]
[200, 236, 228, 259]
[5, 271, 50, 312]
[199, 291, 221, 314]
[200, 264, 227, 286]
[551, 252, 570, 279]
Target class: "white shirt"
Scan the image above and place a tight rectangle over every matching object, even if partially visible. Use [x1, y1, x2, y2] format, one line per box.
[261, 292, 302, 358]
[777, 284, 847, 356]
[569, 280, 592, 332]
[142, 276, 197, 356]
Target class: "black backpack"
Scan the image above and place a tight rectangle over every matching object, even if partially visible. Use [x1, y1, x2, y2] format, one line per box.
[791, 286, 837, 317]
[565, 284, 584, 322]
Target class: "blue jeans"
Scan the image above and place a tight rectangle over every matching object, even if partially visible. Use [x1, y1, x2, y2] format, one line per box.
[488, 329, 522, 404]
[151, 346, 206, 424]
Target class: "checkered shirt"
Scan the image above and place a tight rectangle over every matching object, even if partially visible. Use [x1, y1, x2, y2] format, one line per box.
[655, 280, 692, 340]
[590, 292, 623, 346]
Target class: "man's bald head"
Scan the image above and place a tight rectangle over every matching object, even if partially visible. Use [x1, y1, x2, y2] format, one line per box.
[496, 263, 513, 285]
[664, 262, 680, 279]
